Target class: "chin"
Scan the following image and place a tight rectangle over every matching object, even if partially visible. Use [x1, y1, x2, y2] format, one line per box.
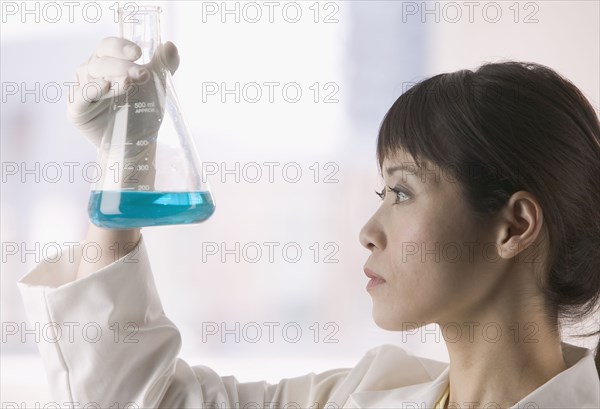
[372, 311, 405, 331]
[372, 306, 429, 332]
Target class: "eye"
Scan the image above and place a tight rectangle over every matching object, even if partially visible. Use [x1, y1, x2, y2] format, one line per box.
[375, 185, 411, 204]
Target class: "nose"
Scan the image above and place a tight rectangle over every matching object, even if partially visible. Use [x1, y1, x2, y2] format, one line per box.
[359, 212, 385, 251]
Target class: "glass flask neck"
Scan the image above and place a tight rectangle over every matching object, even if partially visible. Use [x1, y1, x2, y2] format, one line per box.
[119, 6, 162, 64]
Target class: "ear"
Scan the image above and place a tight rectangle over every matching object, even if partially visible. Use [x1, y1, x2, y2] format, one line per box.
[495, 191, 545, 259]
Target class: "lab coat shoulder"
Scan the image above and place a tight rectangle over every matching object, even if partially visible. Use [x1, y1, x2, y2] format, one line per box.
[186, 342, 448, 409]
[16, 235, 447, 408]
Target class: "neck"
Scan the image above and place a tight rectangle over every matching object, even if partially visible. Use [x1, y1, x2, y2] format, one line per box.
[438, 270, 568, 408]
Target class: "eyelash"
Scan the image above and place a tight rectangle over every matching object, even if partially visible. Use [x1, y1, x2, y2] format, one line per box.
[375, 185, 410, 204]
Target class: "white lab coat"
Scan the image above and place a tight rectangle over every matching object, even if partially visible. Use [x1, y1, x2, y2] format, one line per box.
[17, 235, 600, 408]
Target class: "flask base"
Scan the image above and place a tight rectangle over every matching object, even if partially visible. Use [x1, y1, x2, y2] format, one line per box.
[88, 190, 215, 229]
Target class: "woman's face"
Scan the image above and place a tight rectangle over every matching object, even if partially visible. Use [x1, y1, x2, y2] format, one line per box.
[359, 150, 500, 331]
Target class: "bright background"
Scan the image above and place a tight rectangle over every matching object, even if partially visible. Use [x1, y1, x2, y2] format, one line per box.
[2, 0, 599, 403]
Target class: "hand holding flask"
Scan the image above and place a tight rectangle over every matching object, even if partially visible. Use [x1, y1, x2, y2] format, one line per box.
[67, 6, 215, 229]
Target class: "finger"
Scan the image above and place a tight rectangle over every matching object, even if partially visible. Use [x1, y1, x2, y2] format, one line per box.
[162, 41, 180, 75]
[101, 75, 134, 99]
[149, 41, 180, 75]
[70, 61, 111, 106]
[67, 78, 112, 130]
[88, 56, 148, 80]
[69, 77, 111, 113]
[84, 78, 113, 102]
[95, 36, 142, 61]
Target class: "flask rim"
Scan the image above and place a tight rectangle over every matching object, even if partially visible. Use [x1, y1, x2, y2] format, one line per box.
[118, 5, 162, 16]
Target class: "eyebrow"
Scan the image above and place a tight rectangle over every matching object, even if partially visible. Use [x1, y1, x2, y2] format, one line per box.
[384, 164, 423, 177]
[383, 162, 439, 186]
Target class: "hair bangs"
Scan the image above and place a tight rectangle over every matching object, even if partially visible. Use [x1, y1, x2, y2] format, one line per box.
[376, 73, 470, 178]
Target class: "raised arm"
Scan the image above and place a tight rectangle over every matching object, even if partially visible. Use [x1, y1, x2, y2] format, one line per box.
[16, 36, 366, 409]
[75, 223, 140, 279]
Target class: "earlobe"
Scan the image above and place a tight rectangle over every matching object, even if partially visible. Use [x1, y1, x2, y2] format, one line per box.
[497, 191, 544, 259]
[495, 229, 521, 259]
[497, 231, 520, 260]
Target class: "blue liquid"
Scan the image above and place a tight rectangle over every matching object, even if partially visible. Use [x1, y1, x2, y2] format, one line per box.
[88, 190, 215, 229]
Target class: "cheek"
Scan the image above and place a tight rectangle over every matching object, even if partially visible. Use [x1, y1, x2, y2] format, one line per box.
[372, 191, 491, 327]
[387, 203, 477, 289]
[387, 203, 453, 266]
[381, 224, 475, 326]
[386, 219, 447, 296]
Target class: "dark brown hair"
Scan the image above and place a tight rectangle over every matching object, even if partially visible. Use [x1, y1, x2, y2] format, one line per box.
[377, 61, 600, 376]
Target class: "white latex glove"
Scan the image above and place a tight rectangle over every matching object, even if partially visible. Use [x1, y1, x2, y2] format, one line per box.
[68, 36, 180, 190]
[67, 36, 180, 148]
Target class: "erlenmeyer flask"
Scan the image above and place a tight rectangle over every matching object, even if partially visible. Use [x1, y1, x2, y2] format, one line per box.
[88, 5, 215, 229]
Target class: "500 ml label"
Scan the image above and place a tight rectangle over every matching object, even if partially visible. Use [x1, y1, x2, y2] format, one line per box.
[133, 101, 156, 113]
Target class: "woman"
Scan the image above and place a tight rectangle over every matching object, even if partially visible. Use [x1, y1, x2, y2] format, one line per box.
[18, 37, 600, 408]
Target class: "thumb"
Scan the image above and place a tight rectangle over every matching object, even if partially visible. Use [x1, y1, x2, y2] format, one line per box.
[150, 41, 180, 75]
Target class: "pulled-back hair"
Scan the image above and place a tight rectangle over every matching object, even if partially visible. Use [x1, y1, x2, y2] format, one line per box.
[377, 61, 600, 376]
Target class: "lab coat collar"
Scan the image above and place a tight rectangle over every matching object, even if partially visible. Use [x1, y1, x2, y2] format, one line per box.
[348, 341, 599, 408]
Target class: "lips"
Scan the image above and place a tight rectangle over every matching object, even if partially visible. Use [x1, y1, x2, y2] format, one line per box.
[364, 267, 386, 281]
